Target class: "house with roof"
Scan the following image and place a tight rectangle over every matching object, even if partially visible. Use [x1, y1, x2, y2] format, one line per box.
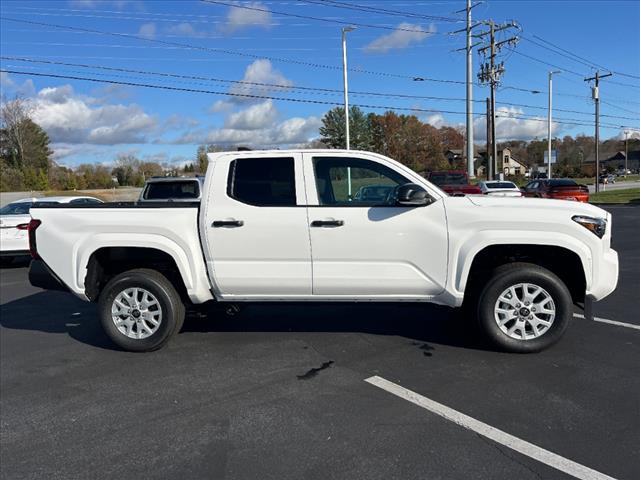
[474, 148, 529, 178]
[584, 150, 640, 172]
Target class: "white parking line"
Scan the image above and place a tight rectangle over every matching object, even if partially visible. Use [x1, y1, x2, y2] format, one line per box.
[365, 376, 617, 480]
[573, 313, 640, 331]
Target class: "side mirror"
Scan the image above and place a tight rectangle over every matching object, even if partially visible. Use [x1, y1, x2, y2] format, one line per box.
[396, 183, 432, 206]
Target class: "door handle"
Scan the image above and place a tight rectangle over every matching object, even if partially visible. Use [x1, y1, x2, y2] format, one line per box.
[212, 219, 244, 228]
[311, 219, 344, 227]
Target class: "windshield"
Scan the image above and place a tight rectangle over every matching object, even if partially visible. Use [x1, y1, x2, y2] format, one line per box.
[0, 202, 32, 215]
[486, 182, 517, 189]
[143, 181, 200, 200]
[429, 173, 467, 185]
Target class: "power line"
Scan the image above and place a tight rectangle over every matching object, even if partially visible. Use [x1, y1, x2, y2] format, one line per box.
[1, 14, 636, 102]
[200, 0, 448, 34]
[520, 36, 596, 72]
[5, 55, 639, 121]
[507, 47, 585, 77]
[530, 33, 640, 81]
[299, 0, 462, 23]
[514, 41, 639, 89]
[3, 69, 635, 130]
[0, 16, 462, 83]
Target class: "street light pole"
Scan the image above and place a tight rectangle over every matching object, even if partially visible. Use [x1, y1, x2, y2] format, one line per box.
[547, 70, 560, 179]
[342, 26, 355, 199]
[465, 0, 474, 179]
[342, 26, 355, 150]
[624, 130, 629, 174]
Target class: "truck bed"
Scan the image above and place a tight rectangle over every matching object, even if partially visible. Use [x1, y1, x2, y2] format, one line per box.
[29, 202, 213, 303]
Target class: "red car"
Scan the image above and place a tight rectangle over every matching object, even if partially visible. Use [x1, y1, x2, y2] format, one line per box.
[522, 179, 589, 202]
[427, 171, 482, 196]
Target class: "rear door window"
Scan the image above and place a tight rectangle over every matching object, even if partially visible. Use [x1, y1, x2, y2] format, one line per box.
[227, 157, 296, 206]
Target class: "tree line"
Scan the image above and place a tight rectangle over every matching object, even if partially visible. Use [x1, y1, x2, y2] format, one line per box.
[319, 106, 637, 177]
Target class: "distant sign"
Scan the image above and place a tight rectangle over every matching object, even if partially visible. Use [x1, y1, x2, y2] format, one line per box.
[544, 150, 558, 164]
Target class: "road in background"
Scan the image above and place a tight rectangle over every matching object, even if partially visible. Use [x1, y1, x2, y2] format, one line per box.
[588, 180, 640, 192]
[1, 207, 638, 480]
[0, 188, 141, 207]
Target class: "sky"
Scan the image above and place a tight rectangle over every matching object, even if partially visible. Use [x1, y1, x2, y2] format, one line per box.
[1, 0, 639, 167]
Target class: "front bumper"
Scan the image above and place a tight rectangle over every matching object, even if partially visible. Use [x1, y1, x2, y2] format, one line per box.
[587, 248, 619, 301]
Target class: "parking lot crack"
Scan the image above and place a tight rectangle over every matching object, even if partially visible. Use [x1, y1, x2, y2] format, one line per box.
[297, 360, 334, 380]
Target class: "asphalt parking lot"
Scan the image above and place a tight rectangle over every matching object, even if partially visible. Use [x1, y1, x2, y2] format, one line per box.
[1, 206, 638, 480]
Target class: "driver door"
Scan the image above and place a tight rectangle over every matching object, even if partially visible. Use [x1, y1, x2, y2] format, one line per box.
[303, 153, 448, 298]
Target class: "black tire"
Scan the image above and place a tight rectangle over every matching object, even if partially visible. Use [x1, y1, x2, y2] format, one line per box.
[474, 262, 571, 353]
[98, 268, 185, 352]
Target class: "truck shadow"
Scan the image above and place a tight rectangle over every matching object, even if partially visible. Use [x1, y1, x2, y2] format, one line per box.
[184, 302, 485, 351]
[0, 291, 114, 349]
[0, 292, 486, 352]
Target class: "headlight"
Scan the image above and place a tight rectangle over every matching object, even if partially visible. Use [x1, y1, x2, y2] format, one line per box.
[572, 215, 606, 238]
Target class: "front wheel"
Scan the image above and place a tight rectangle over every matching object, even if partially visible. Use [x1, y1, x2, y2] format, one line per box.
[475, 263, 572, 353]
[98, 268, 185, 352]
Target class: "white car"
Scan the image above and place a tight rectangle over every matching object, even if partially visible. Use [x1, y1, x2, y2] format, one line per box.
[478, 180, 523, 197]
[28, 150, 618, 353]
[0, 196, 102, 265]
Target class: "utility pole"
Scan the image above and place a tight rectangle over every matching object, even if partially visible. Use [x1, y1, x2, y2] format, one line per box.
[476, 20, 520, 180]
[341, 26, 355, 199]
[452, 2, 482, 179]
[486, 97, 492, 180]
[584, 71, 613, 193]
[547, 70, 561, 179]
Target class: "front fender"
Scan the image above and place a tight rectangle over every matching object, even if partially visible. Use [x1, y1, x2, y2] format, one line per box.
[453, 230, 592, 296]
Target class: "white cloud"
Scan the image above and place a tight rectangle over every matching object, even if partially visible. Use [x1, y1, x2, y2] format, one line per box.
[220, 1, 272, 34]
[31, 84, 158, 145]
[168, 100, 320, 147]
[68, 0, 142, 9]
[203, 115, 320, 146]
[473, 106, 560, 142]
[229, 59, 293, 102]
[364, 23, 435, 53]
[616, 129, 640, 140]
[1, 72, 35, 97]
[225, 100, 278, 130]
[138, 22, 156, 39]
[209, 100, 234, 113]
[424, 113, 445, 128]
[167, 22, 201, 37]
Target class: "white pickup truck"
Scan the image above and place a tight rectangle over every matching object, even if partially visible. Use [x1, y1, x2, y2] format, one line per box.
[28, 150, 618, 353]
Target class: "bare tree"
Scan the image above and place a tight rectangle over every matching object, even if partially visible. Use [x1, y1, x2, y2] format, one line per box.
[0, 95, 34, 167]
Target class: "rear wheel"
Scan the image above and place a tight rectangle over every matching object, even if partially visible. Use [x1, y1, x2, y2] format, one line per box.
[98, 268, 185, 352]
[474, 263, 571, 353]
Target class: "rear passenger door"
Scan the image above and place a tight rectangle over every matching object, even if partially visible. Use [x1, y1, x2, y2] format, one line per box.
[202, 154, 312, 298]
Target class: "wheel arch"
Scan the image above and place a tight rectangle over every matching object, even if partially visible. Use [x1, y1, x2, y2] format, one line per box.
[84, 246, 192, 303]
[458, 238, 589, 305]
